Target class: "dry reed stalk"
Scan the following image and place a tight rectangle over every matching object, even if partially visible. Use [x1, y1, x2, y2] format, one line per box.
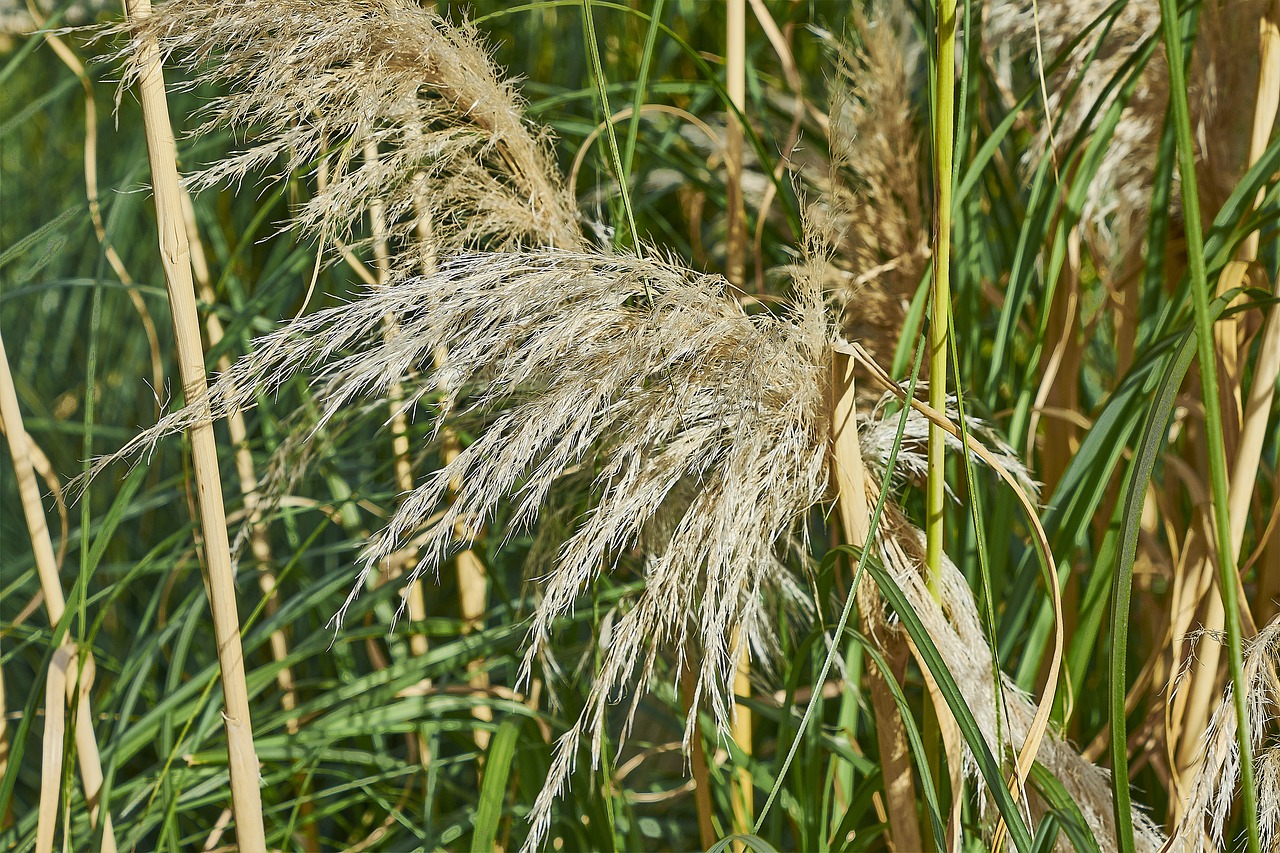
[0, 327, 116, 852]
[121, 1, 265, 848]
[724, 0, 755, 837]
[1172, 0, 1280, 794]
[681, 666, 717, 851]
[1238, 1, 1280, 621]
[829, 352, 922, 852]
[179, 187, 301, 732]
[363, 140, 429, 655]
[36, 646, 70, 853]
[178, 191, 319, 850]
[410, 196, 494, 749]
[24, 1, 166, 406]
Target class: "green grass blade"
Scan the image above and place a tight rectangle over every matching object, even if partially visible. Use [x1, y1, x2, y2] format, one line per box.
[857, 550, 1035, 853]
[471, 719, 521, 853]
[1156, 2, 1258, 848]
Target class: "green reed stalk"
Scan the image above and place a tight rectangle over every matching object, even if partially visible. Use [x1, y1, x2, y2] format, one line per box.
[927, 0, 957, 595]
[1156, 1, 1258, 849]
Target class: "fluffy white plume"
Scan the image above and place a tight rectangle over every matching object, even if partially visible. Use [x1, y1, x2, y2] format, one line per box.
[106, 0, 584, 258]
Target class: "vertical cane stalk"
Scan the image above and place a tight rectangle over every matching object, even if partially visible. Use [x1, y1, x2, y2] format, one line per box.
[927, 0, 956, 598]
[0, 328, 116, 853]
[121, 2, 266, 848]
[722, 0, 755, 841]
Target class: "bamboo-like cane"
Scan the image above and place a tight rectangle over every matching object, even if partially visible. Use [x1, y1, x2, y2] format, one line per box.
[363, 141, 430, 657]
[0, 328, 116, 852]
[724, 0, 756, 838]
[121, 2, 266, 848]
[179, 189, 320, 849]
[830, 352, 923, 852]
[922, 2, 959, 843]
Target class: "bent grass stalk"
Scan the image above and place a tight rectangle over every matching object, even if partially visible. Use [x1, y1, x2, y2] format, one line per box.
[0, 328, 116, 853]
[363, 140, 430, 659]
[832, 352, 923, 853]
[121, 1, 266, 849]
[1156, 0, 1260, 850]
[25, 4, 165, 406]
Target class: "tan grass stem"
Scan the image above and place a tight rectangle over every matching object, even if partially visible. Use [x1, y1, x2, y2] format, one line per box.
[1175, 0, 1280, 791]
[681, 666, 717, 850]
[363, 140, 429, 656]
[725, 1, 755, 837]
[178, 191, 319, 850]
[26, 1, 164, 407]
[122, 1, 266, 848]
[407, 177, 494, 749]
[830, 352, 922, 852]
[0, 327, 116, 852]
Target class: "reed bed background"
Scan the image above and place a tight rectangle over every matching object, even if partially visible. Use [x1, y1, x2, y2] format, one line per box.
[2, 0, 1279, 850]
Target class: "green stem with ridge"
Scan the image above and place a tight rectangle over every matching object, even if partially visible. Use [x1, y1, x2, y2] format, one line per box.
[927, 0, 957, 596]
[1155, 1, 1258, 850]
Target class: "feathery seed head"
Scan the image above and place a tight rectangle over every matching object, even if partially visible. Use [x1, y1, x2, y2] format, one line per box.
[106, 0, 583, 260]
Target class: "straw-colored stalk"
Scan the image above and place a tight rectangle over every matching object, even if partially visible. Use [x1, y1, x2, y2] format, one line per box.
[0, 328, 116, 852]
[830, 353, 922, 852]
[408, 194, 494, 750]
[724, 0, 755, 838]
[23, 2, 165, 405]
[1239, 1, 1280, 621]
[122, 1, 266, 848]
[681, 666, 717, 851]
[444, 422, 495, 752]
[363, 140, 429, 658]
[1175, 0, 1280, 807]
[178, 190, 319, 849]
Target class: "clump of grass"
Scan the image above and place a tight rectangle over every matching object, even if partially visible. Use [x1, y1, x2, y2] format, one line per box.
[11, 0, 1277, 849]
